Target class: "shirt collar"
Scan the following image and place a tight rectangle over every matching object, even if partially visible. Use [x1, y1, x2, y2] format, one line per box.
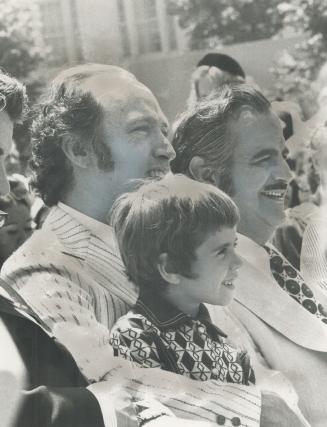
[135, 290, 226, 338]
[58, 202, 117, 249]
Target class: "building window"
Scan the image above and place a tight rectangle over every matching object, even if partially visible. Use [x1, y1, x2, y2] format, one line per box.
[134, 0, 162, 54]
[166, 10, 177, 51]
[117, 0, 131, 57]
[39, 0, 82, 65]
[39, 0, 68, 65]
[70, 0, 83, 61]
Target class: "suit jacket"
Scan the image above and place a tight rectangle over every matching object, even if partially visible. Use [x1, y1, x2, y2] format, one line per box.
[223, 234, 327, 427]
[0, 293, 104, 427]
[1, 205, 262, 427]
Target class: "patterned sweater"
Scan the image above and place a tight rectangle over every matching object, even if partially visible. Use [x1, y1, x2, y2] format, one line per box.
[110, 291, 255, 385]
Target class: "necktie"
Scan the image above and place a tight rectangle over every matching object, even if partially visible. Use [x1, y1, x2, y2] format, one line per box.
[265, 244, 327, 324]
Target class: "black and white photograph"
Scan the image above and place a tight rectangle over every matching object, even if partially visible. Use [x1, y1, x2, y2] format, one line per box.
[1, 1, 327, 426]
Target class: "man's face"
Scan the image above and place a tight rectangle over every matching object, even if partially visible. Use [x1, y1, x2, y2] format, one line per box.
[84, 74, 175, 196]
[0, 111, 13, 196]
[230, 110, 292, 245]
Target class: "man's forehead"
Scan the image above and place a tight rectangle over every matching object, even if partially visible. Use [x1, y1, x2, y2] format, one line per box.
[232, 110, 285, 153]
[84, 73, 164, 119]
[83, 74, 153, 105]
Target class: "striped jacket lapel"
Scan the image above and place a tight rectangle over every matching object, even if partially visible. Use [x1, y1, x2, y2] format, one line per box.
[45, 206, 91, 261]
[47, 206, 138, 306]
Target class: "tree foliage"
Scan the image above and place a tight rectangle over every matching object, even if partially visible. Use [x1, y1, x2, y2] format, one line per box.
[168, 0, 327, 116]
[0, 0, 46, 80]
[271, 0, 327, 116]
[167, 0, 284, 49]
[0, 0, 47, 170]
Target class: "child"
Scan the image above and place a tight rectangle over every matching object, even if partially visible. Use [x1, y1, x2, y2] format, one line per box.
[109, 174, 255, 385]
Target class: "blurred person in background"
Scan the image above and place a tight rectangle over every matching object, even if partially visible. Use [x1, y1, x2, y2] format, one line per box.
[300, 125, 327, 301]
[187, 52, 246, 107]
[5, 142, 22, 175]
[0, 174, 34, 268]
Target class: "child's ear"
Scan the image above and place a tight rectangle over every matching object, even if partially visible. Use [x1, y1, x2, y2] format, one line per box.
[157, 253, 180, 285]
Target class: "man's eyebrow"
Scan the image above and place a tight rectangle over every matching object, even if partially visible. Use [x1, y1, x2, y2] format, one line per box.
[126, 116, 155, 127]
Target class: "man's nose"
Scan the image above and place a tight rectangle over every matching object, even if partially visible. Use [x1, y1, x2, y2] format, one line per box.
[279, 155, 293, 182]
[155, 136, 176, 162]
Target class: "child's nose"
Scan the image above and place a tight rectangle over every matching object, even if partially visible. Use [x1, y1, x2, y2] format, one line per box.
[231, 250, 243, 270]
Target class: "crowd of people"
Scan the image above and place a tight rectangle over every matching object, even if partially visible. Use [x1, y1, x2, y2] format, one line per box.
[1, 53, 327, 427]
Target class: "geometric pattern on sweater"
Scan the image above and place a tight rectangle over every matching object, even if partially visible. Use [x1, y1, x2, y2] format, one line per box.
[265, 243, 327, 324]
[110, 306, 255, 385]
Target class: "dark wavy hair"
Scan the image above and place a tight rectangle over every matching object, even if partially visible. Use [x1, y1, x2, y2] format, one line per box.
[31, 64, 135, 206]
[171, 84, 271, 195]
[0, 70, 28, 122]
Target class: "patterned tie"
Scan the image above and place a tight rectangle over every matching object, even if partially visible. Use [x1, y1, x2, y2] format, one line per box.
[265, 244, 327, 324]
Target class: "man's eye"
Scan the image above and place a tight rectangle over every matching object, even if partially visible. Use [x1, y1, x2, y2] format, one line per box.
[253, 155, 271, 165]
[133, 126, 149, 133]
[259, 155, 271, 162]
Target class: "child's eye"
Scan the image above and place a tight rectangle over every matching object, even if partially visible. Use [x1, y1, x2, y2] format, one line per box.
[216, 248, 227, 257]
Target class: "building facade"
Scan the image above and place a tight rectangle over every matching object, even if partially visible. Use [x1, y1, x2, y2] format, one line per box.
[38, 0, 187, 65]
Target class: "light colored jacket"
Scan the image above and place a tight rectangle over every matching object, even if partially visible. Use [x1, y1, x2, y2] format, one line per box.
[223, 234, 327, 427]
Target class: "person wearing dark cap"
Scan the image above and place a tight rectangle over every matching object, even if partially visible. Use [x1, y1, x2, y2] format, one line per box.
[188, 52, 246, 106]
[197, 53, 246, 80]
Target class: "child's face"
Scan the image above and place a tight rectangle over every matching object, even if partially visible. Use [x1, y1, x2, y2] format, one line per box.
[179, 226, 242, 308]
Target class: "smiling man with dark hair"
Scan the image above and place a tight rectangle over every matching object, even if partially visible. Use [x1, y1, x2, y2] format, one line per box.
[172, 84, 327, 427]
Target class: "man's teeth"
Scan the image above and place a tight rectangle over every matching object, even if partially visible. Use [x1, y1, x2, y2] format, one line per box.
[148, 170, 165, 178]
[262, 190, 285, 198]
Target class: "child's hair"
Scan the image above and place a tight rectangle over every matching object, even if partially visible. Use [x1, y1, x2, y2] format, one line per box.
[110, 174, 239, 290]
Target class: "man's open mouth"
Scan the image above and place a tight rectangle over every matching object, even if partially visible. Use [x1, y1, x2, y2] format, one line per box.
[261, 181, 288, 201]
[147, 169, 170, 178]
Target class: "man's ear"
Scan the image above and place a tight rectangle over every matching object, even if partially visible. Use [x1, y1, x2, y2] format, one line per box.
[188, 156, 220, 187]
[61, 134, 96, 168]
[157, 253, 180, 285]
